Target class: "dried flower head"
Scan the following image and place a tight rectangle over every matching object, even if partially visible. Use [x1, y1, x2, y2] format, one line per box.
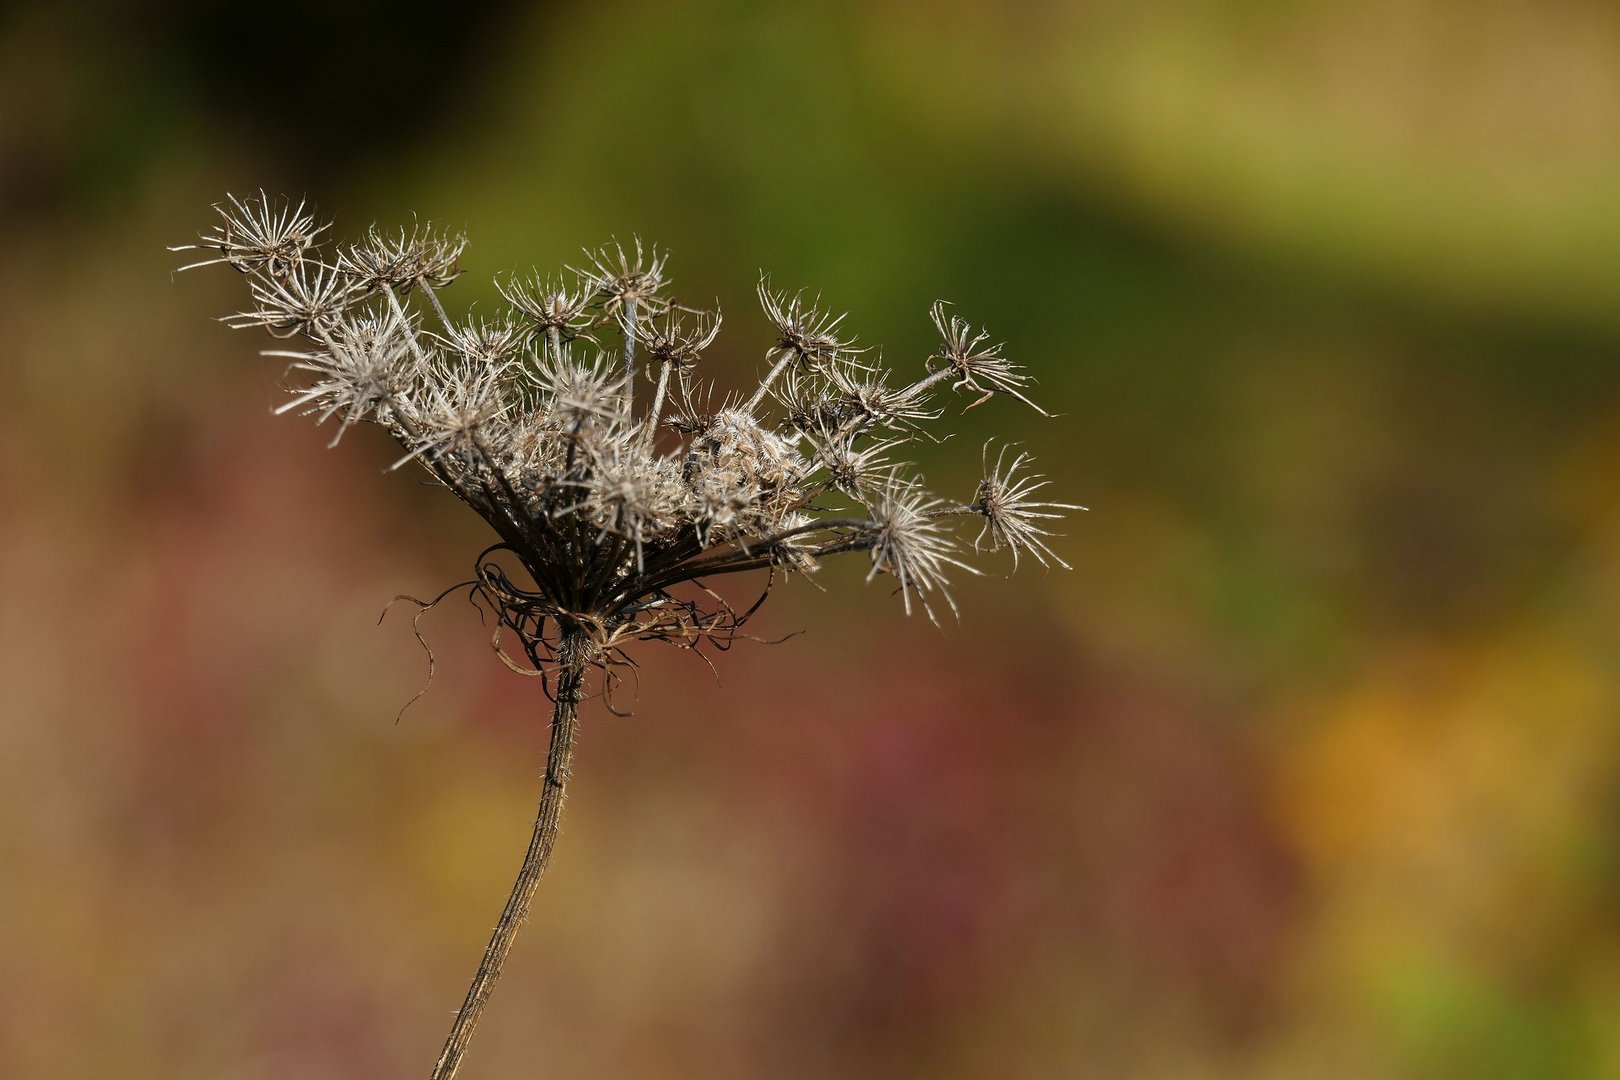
[434, 315, 527, 367]
[497, 271, 595, 341]
[176, 191, 1083, 1080]
[341, 221, 468, 292]
[928, 300, 1048, 415]
[180, 193, 1079, 672]
[862, 471, 983, 621]
[636, 305, 722, 370]
[171, 191, 327, 277]
[757, 278, 868, 372]
[573, 238, 670, 317]
[226, 262, 361, 338]
[972, 444, 1087, 569]
[265, 314, 418, 444]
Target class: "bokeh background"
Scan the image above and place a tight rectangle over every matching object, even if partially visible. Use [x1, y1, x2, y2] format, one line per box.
[5, 1, 1620, 1076]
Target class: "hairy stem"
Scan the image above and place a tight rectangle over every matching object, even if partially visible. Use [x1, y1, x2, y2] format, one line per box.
[744, 350, 795, 412]
[646, 360, 674, 446]
[419, 280, 456, 336]
[908, 364, 956, 398]
[546, 325, 563, 368]
[621, 297, 638, 410]
[429, 627, 589, 1080]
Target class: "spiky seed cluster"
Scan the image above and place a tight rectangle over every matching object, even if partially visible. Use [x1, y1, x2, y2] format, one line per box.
[757, 280, 863, 370]
[972, 445, 1080, 569]
[175, 191, 328, 278]
[176, 194, 1080, 674]
[572, 239, 669, 317]
[497, 273, 594, 340]
[927, 300, 1047, 414]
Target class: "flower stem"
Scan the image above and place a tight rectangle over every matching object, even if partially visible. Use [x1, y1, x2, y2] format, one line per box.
[744, 351, 794, 412]
[621, 297, 638, 411]
[428, 626, 590, 1080]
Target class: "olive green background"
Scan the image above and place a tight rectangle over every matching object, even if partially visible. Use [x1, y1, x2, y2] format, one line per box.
[5, 2, 1620, 1076]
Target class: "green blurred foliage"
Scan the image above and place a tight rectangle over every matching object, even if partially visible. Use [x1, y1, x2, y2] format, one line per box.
[4, 1, 1620, 1077]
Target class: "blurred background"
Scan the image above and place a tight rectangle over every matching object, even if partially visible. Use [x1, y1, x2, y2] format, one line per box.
[4, 1, 1620, 1076]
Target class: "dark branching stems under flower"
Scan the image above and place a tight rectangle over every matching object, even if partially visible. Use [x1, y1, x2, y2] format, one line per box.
[174, 192, 1082, 1079]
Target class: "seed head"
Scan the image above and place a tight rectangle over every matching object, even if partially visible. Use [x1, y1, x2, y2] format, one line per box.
[341, 223, 467, 292]
[435, 316, 527, 366]
[973, 444, 1087, 569]
[178, 193, 1081, 681]
[402, 356, 514, 467]
[573, 239, 669, 317]
[757, 279, 864, 370]
[826, 362, 941, 435]
[171, 191, 327, 278]
[498, 272, 595, 340]
[227, 262, 362, 338]
[267, 315, 419, 443]
[637, 306, 722, 371]
[532, 349, 630, 437]
[862, 473, 981, 623]
[929, 300, 1048, 415]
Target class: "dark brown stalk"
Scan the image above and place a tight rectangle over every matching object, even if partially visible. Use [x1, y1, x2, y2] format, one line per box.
[429, 625, 589, 1080]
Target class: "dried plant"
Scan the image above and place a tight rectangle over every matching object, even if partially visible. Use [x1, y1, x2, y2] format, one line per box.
[174, 192, 1081, 1079]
